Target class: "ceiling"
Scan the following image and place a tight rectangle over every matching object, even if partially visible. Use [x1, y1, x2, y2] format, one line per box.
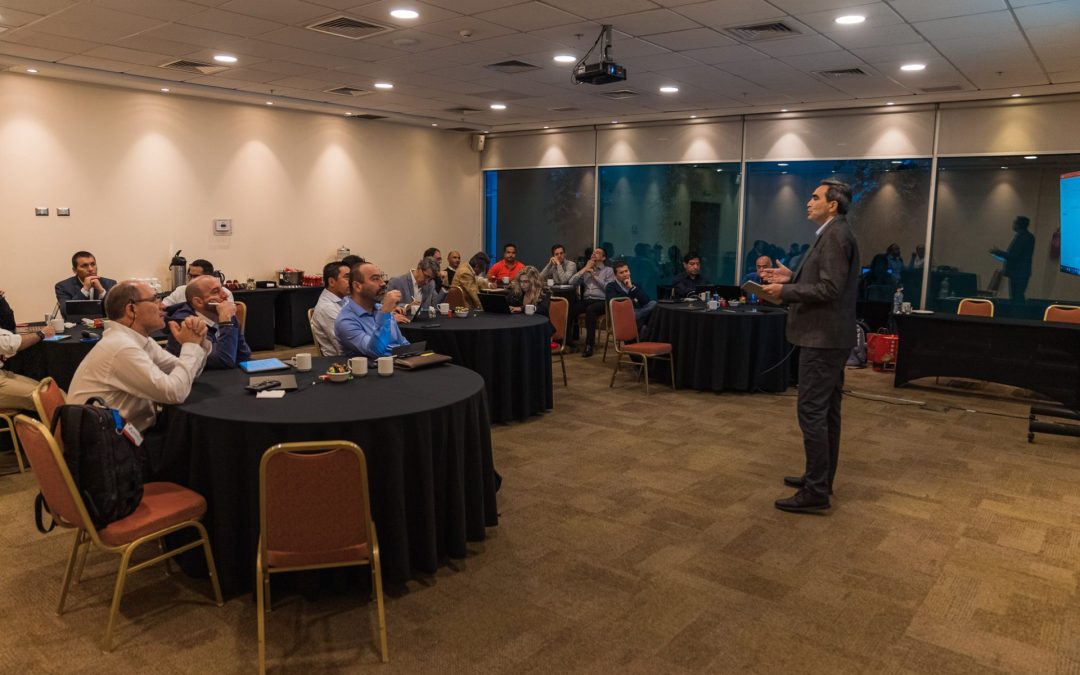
[0, 0, 1078, 132]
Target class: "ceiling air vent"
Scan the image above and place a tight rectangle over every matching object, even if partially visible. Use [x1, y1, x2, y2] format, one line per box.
[725, 21, 799, 41]
[600, 90, 639, 100]
[325, 86, 371, 97]
[814, 68, 868, 79]
[446, 107, 483, 115]
[921, 84, 963, 93]
[485, 60, 540, 74]
[349, 113, 387, 120]
[307, 15, 393, 40]
[160, 59, 228, 75]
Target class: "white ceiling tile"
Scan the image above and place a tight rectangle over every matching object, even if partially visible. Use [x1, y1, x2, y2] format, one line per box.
[1014, 0, 1080, 28]
[768, 0, 872, 13]
[346, 0, 461, 28]
[179, 8, 284, 36]
[1048, 69, 1080, 84]
[618, 50, 698, 72]
[820, 75, 912, 97]
[362, 27, 458, 52]
[224, 65, 303, 82]
[912, 11, 1019, 41]
[1005, 0, 1061, 6]
[469, 32, 564, 55]
[680, 44, 770, 64]
[889, 0, 1006, 22]
[120, 64, 202, 80]
[671, 0, 787, 28]
[608, 36, 670, 58]
[825, 23, 923, 49]
[420, 42, 510, 65]
[59, 54, 148, 71]
[963, 67, 1048, 88]
[0, 6, 45, 27]
[416, 15, 516, 41]
[0, 41, 73, 60]
[419, 0, 528, 14]
[542, 0, 659, 21]
[219, 0, 335, 24]
[0, 28, 100, 53]
[114, 33, 204, 56]
[594, 8, 698, 36]
[475, 2, 581, 32]
[94, 0, 209, 22]
[33, 5, 166, 42]
[645, 28, 735, 51]
[0, 0, 76, 13]
[793, 2, 906, 32]
[751, 35, 841, 57]
[135, 22, 247, 49]
[780, 50, 866, 72]
[81, 45, 176, 67]
[849, 41, 938, 64]
[932, 32, 1032, 65]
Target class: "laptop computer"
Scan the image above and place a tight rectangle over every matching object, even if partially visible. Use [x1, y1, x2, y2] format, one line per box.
[65, 299, 105, 318]
[392, 341, 426, 358]
[248, 375, 298, 391]
[479, 292, 511, 314]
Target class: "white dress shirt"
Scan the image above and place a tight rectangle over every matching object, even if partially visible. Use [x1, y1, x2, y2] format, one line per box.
[162, 284, 233, 307]
[311, 288, 348, 357]
[0, 328, 21, 365]
[68, 322, 208, 432]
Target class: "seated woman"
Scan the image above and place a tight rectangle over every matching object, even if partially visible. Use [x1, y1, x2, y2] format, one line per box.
[507, 266, 550, 316]
[450, 252, 490, 309]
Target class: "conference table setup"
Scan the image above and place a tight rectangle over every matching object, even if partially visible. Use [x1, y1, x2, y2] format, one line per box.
[232, 286, 322, 350]
[162, 356, 498, 597]
[645, 301, 792, 393]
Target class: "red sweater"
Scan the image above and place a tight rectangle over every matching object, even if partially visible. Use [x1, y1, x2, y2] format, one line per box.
[487, 260, 525, 284]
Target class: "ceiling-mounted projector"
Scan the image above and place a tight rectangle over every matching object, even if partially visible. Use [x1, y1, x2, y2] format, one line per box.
[573, 25, 627, 85]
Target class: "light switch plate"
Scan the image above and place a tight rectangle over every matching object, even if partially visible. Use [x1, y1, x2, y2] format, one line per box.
[57, 207, 70, 216]
[213, 218, 232, 235]
[35, 207, 48, 216]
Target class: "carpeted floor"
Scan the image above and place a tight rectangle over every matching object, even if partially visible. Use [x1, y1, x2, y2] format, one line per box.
[2, 349, 1079, 673]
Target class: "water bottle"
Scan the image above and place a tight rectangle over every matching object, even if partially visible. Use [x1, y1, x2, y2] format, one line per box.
[893, 286, 903, 314]
[749, 292, 758, 311]
[711, 292, 719, 309]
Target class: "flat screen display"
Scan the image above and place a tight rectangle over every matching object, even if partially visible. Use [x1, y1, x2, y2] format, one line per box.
[1062, 171, 1080, 276]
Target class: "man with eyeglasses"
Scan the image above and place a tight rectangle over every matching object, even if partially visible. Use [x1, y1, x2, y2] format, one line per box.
[161, 258, 233, 307]
[386, 256, 444, 316]
[55, 250, 118, 319]
[69, 280, 210, 478]
[335, 262, 410, 359]
[164, 275, 251, 369]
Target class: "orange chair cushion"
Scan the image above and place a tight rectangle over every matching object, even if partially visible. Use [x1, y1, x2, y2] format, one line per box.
[98, 482, 207, 547]
[267, 542, 370, 568]
[623, 342, 672, 356]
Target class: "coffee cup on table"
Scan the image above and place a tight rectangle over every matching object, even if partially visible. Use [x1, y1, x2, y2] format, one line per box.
[707, 300, 718, 311]
[50, 318, 65, 333]
[901, 302, 912, 314]
[524, 304, 536, 315]
[438, 303, 450, 315]
[501, 275, 510, 286]
[377, 356, 394, 376]
[349, 356, 367, 377]
[293, 353, 312, 371]
[547, 279, 554, 287]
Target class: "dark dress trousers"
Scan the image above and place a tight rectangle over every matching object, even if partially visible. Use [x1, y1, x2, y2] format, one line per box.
[780, 216, 860, 498]
[1002, 229, 1035, 302]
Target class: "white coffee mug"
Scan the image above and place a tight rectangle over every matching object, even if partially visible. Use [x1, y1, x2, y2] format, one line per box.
[406, 304, 419, 318]
[699, 292, 708, 302]
[50, 318, 65, 333]
[293, 353, 312, 371]
[547, 279, 555, 287]
[707, 300, 719, 311]
[349, 356, 367, 377]
[524, 304, 536, 315]
[501, 275, 510, 286]
[901, 301, 913, 314]
[377, 356, 394, 376]
[437, 303, 450, 315]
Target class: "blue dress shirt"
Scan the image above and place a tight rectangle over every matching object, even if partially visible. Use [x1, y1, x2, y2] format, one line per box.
[334, 298, 409, 358]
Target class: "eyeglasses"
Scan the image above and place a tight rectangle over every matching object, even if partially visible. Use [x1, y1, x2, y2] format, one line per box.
[130, 296, 162, 306]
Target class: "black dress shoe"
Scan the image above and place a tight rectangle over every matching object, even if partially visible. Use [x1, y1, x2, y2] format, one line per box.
[775, 490, 830, 513]
[783, 475, 833, 495]
[582, 345, 594, 358]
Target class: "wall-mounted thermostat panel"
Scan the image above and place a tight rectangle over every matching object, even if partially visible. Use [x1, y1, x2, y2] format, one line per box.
[213, 218, 232, 235]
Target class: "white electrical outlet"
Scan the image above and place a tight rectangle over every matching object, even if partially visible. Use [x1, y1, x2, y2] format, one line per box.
[35, 207, 48, 216]
[213, 218, 232, 235]
[57, 207, 70, 216]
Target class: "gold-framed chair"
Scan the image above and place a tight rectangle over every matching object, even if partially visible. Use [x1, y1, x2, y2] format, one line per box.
[257, 441, 388, 673]
[235, 300, 247, 331]
[0, 408, 23, 473]
[13, 415, 223, 651]
[608, 297, 675, 395]
[1044, 304, 1080, 323]
[548, 296, 569, 386]
[32, 376, 66, 429]
[957, 298, 994, 317]
[306, 307, 323, 356]
[446, 286, 465, 309]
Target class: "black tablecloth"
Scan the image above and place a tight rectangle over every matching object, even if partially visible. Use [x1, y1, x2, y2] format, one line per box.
[275, 287, 321, 347]
[894, 313, 1080, 407]
[401, 313, 553, 424]
[646, 303, 791, 393]
[163, 358, 498, 597]
[232, 289, 279, 351]
[6, 326, 103, 390]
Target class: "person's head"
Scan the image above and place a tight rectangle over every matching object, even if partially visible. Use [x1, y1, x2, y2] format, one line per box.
[423, 247, 442, 265]
[590, 247, 607, 264]
[755, 255, 771, 274]
[185, 274, 228, 319]
[71, 251, 97, 281]
[341, 254, 364, 269]
[551, 244, 566, 263]
[683, 252, 701, 276]
[350, 262, 387, 306]
[413, 256, 440, 285]
[612, 260, 631, 285]
[447, 250, 461, 268]
[511, 266, 543, 302]
[106, 280, 163, 335]
[1014, 215, 1030, 231]
[187, 258, 215, 279]
[469, 252, 490, 275]
[502, 243, 517, 264]
[322, 261, 350, 297]
[887, 243, 901, 258]
[807, 179, 852, 224]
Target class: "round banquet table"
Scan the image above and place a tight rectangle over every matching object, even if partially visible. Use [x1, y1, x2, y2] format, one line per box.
[401, 312, 553, 423]
[5, 326, 102, 390]
[646, 303, 791, 393]
[162, 357, 498, 597]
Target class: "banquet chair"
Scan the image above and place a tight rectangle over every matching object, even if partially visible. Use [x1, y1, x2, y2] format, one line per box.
[306, 308, 323, 356]
[446, 286, 465, 309]
[957, 298, 994, 317]
[235, 301, 247, 331]
[608, 297, 674, 395]
[548, 296, 569, 386]
[0, 408, 23, 473]
[257, 440, 388, 673]
[13, 415, 223, 651]
[1044, 304, 1080, 323]
[32, 376, 67, 429]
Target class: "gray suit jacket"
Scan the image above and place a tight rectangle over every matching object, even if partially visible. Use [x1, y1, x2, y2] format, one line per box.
[780, 216, 860, 350]
[386, 272, 444, 311]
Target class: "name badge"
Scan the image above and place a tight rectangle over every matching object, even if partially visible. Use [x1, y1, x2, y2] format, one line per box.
[121, 422, 144, 447]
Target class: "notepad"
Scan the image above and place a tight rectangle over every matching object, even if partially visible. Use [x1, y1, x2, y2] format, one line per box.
[239, 358, 290, 373]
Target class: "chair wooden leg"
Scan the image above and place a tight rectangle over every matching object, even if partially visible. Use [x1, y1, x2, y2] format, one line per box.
[371, 529, 388, 663]
[559, 352, 567, 386]
[57, 529, 84, 615]
[610, 352, 622, 388]
[1, 415, 25, 473]
[669, 355, 676, 391]
[256, 546, 267, 675]
[104, 544, 137, 651]
[643, 355, 651, 395]
[73, 533, 90, 584]
[195, 522, 224, 607]
[602, 330, 611, 362]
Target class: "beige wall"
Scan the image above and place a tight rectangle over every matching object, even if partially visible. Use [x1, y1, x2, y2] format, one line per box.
[0, 73, 481, 319]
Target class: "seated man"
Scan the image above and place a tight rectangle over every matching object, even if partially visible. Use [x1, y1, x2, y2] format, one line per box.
[451, 252, 490, 309]
[423, 247, 445, 291]
[606, 260, 657, 333]
[311, 261, 351, 356]
[165, 275, 251, 369]
[55, 250, 117, 319]
[741, 255, 772, 285]
[568, 247, 615, 357]
[671, 252, 709, 297]
[386, 256, 444, 314]
[487, 243, 525, 286]
[335, 262, 410, 359]
[540, 243, 578, 285]
[162, 258, 233, 307]
[0, 322, 56, 411]
[68, 280, 209, 477]
[445, 250, 461, 285]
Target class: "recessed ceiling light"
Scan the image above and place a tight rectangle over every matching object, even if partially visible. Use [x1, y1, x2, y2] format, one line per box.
[265, 101, 273, 106]
[553, 54, 575, 63]
[835, 15, 865, 25]
[659, 86, 679, 93]
[543, 126, 550, 129]
[490, 103, 506, 110]
[886, 101, 895, 105]
[1000, 166, 1008, 169]
[390, 9, 419, 19]
[716, 169, 723, 172]
[374, 82, 394, 89]
[611, 120, 618, 124]
[345, 112, 352, 116]
[213, 54, 238, 64]
[781, 108, 788, 112]
[891, 160, 902, 164]
[689, 115, 697, 119]
[160, 87, 169, 92]
[431, 123, 437, 126]
[900, 63, 925, 71]
[781, 171, 788, 175]
[1024, 155, 1038, 159]
[778, 163, 789, 167]
[1011, 93, 1021, 97]
[26, 68, 38, 73]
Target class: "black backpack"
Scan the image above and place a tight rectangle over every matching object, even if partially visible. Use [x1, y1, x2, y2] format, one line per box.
[847, 319, 870, 368]
[38, 398, 144, 531]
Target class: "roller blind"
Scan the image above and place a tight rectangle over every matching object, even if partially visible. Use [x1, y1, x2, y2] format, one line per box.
[481, 130, 595, 169]
[597, 120, 743, 164]
[937, 95, 1080, 156]
[745, 109, 935, 160]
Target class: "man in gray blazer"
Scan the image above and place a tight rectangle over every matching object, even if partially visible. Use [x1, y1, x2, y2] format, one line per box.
[386, 256, 444, 314]
[759, 179, 860, 513]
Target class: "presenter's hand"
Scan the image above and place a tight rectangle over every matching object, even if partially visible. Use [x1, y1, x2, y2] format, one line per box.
[382, 290, 402, 313]
[759, 284, 783, 303]
[760, 260, 792, 284]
